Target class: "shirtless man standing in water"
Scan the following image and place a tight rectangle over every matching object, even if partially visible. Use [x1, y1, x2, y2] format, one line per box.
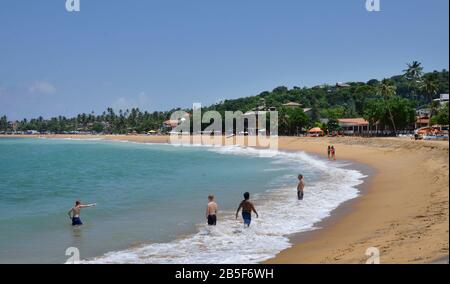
[68, 201, 96, 226]
[297, 174, 305, 200]
[236, 192, 259, 227]
[206, 195, 218, 226]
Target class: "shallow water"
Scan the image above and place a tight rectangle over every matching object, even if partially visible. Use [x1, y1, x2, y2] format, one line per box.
[0, 138, 364, 264]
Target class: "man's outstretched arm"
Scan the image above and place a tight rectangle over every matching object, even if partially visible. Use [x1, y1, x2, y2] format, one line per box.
[80, 203, 96, 208]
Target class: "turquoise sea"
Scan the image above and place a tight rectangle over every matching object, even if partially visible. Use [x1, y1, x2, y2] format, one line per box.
[0, 137, 365, 264]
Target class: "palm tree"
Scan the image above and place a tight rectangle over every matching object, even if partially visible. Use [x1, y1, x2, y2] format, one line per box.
[403, 61, 424, 80]
[403, 61, 424, 101]
[430, 101, 441, 118]
[378, 79, 397, 134]
[422, 74, 439, 103]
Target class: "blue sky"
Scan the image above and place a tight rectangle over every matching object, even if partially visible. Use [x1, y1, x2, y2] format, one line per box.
[0, 0, 448, 120]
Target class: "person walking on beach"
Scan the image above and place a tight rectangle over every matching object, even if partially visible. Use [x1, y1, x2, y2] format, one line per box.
[297, 174, 305, 200]
[206, 195, 218, 226]
[327, 145, 331, 160]
[331, 146, 336, 160]
[236, 192, 258, 227]
[68, 201, 96, 226]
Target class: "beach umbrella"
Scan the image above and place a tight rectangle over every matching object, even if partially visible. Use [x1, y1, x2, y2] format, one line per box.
[308, 127, 323, 133]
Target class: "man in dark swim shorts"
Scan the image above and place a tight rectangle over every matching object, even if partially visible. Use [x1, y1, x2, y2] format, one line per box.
[206, 195, 218, 226]
[236, 192, 259, 227]
[297, 174, 305, 200]
[68, 200, 96, 226]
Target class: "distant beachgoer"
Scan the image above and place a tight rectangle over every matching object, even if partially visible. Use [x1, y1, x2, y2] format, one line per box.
[206, 195, 218, 226]
[331, 146, 336, 160]
[297, 174, 305, 200]
[68, 201, 96, 226]
[236, 192, 258, 227]
[327, 145, 331, 159]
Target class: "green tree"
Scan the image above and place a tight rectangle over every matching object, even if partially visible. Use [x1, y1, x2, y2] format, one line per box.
[429, 100, 441, 121]
[364, 97, 415, 132]
[0, 115, 8, 132]
[430, 103, 449, 126]
[91, 122, 105, 133]
[280, 107, 309, 135]
[422, 74, 439, 103]
[378, 79, 398, 133]
[363, 99, 385, 133]
[403, 61, 423, 102]
[387, 97, 416, 130]
[403, 61, 424, 81]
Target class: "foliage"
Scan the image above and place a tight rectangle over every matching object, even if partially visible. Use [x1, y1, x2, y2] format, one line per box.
[1, 66, 448, 134]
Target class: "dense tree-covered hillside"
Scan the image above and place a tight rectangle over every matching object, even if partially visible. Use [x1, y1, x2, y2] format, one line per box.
[1, 63, 448, 135]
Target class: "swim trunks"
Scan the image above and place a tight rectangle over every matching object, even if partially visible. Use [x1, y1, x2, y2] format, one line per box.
[207, 215, 217, 226]
[72, 217, 83, 226]
[242, 212, 252, 226]
[298, 191, 304, 200]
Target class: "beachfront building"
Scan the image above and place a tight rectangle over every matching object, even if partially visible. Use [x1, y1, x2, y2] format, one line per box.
[434, 94, 449, 106]
[243, 111, 267, 136]
[338, 118, 370, 136]
[303, 108, 313, 118]
[415, 116, 430, 129]
[282, 102, 302, 109]
[161, 113, 191, 132]
[163, 119, 180, 129]
[335, 82, 351, 88]
[416, 108, 431, 118]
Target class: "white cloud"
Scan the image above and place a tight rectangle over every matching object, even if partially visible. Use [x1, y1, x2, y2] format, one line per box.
[29, 81, 56, 95]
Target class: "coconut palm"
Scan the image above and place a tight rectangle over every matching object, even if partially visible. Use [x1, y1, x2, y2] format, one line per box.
[378, 79, 398, 134]
[422, 75, 439, 103]
[429, 100, 441, 126]
[403, 61, 424, 80]
[403, 61, 424, 101]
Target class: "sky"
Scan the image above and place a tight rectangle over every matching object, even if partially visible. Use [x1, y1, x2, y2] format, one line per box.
[0, 0, 448, 120]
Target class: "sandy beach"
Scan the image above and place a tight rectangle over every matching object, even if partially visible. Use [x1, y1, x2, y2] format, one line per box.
[2, 134, 448, 264]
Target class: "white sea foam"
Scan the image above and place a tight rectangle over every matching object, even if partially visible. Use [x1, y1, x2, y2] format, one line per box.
[85, 144, 366, 264]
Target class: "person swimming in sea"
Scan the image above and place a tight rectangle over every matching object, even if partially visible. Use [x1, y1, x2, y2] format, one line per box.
[206, 195, 218, 226]
[327, 145, 331, 160]
[68, 200, 96, 226]
[236, 192, 258, 227]
[297, 174, 305, 200]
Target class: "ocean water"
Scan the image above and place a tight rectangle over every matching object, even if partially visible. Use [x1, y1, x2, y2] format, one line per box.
[0, 138, 365, 264]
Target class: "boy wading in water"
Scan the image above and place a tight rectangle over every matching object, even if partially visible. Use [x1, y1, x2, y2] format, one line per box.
[297, 174, 305, 200]
[327, 146, 331, 160]
[236, 192, 258, 227]
[68, 201, 96, 226]
[206, 195, 218, 226]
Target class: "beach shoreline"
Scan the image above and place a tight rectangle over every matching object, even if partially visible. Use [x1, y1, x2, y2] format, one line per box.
[1, 134, 448, 264]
